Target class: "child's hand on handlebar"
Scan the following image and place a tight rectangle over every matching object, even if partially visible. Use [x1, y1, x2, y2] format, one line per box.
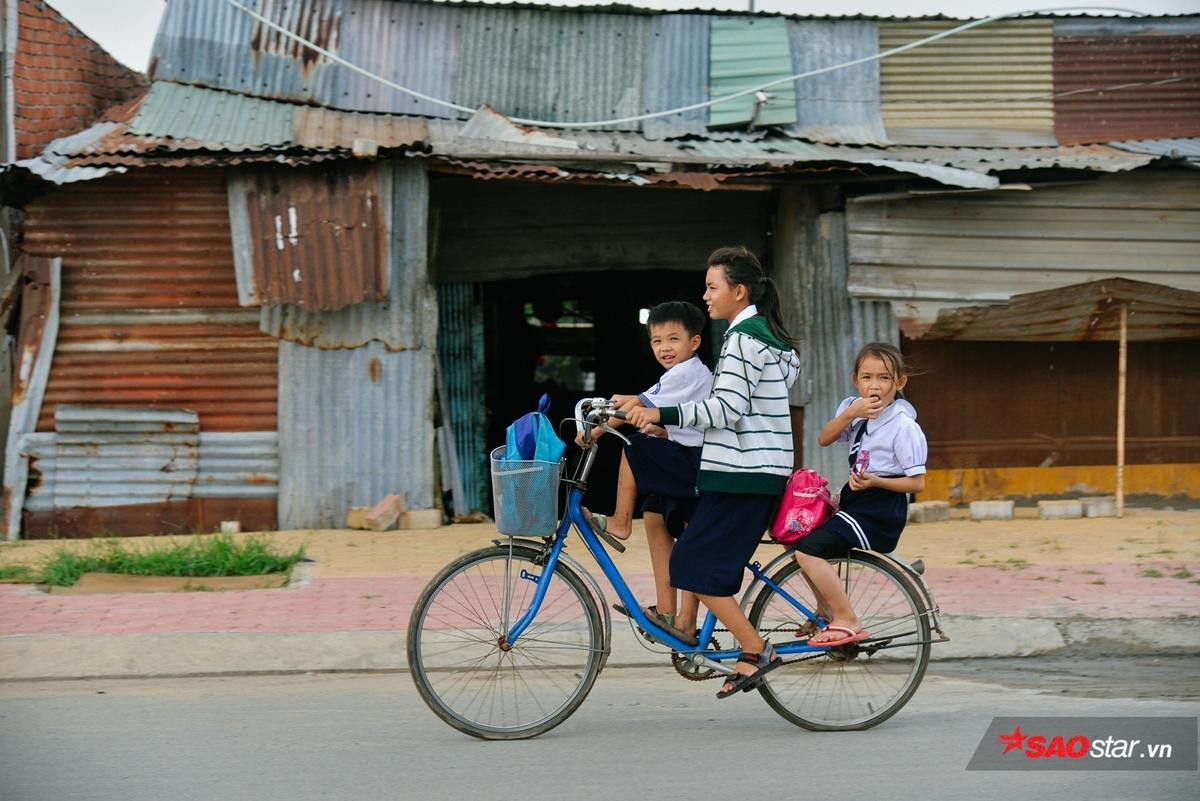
[625, 406, 661, 428]
[574, 427, 601, 448]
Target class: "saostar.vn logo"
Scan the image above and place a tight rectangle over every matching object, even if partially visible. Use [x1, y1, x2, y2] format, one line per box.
[998, 725, 1165, 760]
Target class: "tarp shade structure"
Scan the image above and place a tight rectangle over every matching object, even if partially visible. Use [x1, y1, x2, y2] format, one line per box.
[919, 278, 1200, 342]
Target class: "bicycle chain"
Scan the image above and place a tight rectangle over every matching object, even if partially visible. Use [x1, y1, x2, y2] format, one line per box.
[672, 625, 828, 681]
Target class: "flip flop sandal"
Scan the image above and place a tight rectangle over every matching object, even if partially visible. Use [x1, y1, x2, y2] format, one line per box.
[716, 645, 782, 699]
[613, 603, 699, 647]
[808, 625, 870, 648]
[582, 508, 626, 553]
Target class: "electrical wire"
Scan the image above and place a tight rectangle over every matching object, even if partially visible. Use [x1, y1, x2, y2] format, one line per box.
[218, 0, 1151, 129]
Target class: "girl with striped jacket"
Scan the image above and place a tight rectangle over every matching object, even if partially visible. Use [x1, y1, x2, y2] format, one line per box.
[627, 246, 800, 699]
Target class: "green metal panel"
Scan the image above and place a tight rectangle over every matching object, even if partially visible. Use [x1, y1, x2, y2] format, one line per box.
[128, 82, 294, 147]
[708, 17, 797, 129]
[437, 283, 489, 514]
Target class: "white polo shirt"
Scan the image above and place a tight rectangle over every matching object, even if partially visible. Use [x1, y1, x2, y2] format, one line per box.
[639, 356, 713, 448]
[835, 396, 928, 477]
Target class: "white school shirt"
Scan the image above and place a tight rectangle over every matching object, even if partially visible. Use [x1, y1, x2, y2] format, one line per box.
[835, 396, 928, 477]
[638, 355, 714, 448]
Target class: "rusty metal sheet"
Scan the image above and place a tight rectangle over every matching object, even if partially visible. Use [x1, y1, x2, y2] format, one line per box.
[2, 256, 61, 540]
[919, 278, 1200, 342]
[1054, 26, 1200, 144]
[231, 161, 388, 311]
[19, 169, 279, 433]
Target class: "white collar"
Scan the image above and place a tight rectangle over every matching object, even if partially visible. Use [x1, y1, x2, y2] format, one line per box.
[866, 398, 915, 433]
[728, 304, 758, 330]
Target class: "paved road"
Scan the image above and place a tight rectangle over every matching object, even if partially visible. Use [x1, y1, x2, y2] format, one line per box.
[1, 658, 1196, 801]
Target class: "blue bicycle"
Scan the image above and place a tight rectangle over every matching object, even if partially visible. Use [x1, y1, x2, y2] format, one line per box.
[408, 399, 946, 739]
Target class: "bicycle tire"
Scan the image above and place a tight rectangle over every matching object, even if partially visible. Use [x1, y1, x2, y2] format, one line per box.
[749, 551, 931, 731]
[407, 544, 604, 740]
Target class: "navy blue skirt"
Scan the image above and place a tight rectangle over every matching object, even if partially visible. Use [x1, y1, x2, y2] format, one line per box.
[623, 432, 701, 538]
[668, 491, 777, 597]
[813, 484, 908, 554]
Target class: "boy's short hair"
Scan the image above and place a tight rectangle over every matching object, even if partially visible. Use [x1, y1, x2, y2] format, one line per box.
[646, 301, 706, 338]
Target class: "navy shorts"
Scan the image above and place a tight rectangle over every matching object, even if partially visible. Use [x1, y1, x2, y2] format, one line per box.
[622, 431, 701, 538]
[668, 491, 776, 597]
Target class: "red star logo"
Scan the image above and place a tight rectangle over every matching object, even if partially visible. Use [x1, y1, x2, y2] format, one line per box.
[998, 725, 1026, 754]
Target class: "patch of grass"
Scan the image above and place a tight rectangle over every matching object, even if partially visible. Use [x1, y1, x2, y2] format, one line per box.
[1142, 568, 1163, 578]
[38, 535, 306, 588]
[0, 564, 36, 582]
[1172, 568, 1193, 579]
[990, 558, 1030, 571]
[1090, 579, 1107, 585]
[1080, 569, 1099, 575]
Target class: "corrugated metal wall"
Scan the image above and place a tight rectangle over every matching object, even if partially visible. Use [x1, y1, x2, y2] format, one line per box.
[257, 160, 434, 349]
[21, 169, 279, 432]
[641, 14, 709, 140]
[774, 191, 897, 482]
[231, 161, 388, 311]
[455, 7, 648, 130]
[436, 283, 487, 513]
[880, 19, 1056, 145]
[708, 16, 797, 128]
[1054, 18, 1200, 144]
[846, 171, 1200, 332]
[787, 19, 887, 145]
[273, 157, 437, 528]
[277, 339, 434, 528]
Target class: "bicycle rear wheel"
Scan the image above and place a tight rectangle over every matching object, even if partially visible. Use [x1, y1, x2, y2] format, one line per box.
[407, 543, 604, 739]
[749, 551, 931, 731]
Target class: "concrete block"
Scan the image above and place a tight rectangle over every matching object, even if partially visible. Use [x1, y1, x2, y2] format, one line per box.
[1037, 499, 1083, 520]
[218, 520, 241, 535]
[401, 509, 444, 530]
[345, 507, 371, 530]
[969, 500, 1014, 520]
[1080, 495, 1117, 518]
[366, 493, 406, 531]
[908, 501, 950, 523]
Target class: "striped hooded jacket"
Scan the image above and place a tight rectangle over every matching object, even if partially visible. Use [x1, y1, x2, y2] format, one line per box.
[658, 315, 801, 495]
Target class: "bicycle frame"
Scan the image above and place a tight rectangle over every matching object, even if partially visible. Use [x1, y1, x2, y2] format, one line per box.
[503, 467, 829, 666]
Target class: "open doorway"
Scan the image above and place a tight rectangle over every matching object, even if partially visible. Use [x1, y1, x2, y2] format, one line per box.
[482, 270, 716, 514]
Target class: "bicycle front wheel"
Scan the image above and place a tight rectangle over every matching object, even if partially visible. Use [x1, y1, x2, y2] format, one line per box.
[407, 543, 605, 740]
[749, 551, 931, 731]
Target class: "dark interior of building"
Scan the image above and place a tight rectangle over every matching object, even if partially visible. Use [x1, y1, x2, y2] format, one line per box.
[481, 270, 718, 514]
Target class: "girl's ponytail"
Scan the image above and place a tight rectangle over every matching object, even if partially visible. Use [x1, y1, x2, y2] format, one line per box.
[707, 246, 796, 347]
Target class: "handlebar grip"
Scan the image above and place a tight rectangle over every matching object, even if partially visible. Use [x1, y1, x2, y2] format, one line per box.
[611, 410, 627, 420]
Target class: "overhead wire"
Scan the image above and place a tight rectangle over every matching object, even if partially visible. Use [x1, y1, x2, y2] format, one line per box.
[218, 0, 1153, 129]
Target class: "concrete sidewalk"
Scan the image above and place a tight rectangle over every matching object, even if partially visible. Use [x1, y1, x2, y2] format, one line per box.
[1, 509, 1198, 680]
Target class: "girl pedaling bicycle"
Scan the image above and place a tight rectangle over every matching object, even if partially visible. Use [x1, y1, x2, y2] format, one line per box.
[627, 245, 801, 699]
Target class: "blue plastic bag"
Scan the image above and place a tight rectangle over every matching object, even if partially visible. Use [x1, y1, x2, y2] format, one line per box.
[504, 394, 565, 463]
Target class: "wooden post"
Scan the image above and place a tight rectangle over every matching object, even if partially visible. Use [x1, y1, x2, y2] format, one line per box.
[1116, 304, 1127, 518]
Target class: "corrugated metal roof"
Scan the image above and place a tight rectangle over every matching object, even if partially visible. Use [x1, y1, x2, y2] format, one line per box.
[1109, 137, 1200, 162]
[128, 81, 293, 146]
[786, 19, 888, 145]
[277, 340, 435, 529]
[641, 13, 709, 140]
[846, 171, 1200, 333]
[880, 19, 1057, 146]
[1053, 21, 1200, 144]
[709, 16, 797, 128]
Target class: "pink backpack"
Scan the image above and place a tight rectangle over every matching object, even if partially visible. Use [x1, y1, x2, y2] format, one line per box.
[770, 468, 835, 544]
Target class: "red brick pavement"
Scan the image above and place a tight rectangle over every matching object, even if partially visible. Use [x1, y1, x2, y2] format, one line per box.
[1, 562, 1195, 638]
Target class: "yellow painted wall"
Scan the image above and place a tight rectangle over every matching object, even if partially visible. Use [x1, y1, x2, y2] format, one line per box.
[922, 464, 1200, 504]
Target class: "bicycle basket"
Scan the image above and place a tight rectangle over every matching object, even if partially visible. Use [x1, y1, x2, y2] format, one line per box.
[490, 446, 562, 536]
